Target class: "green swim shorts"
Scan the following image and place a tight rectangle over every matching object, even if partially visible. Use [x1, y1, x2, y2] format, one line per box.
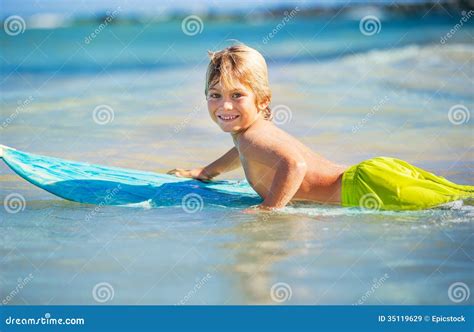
[341, 157, 474, 211]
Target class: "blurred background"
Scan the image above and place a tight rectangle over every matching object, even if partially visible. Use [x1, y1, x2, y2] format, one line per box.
[1, 0, 473, 305]
[1, 0, 473, 175]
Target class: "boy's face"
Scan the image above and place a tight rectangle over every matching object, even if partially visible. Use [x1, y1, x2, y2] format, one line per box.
[207, 81, 266, 133]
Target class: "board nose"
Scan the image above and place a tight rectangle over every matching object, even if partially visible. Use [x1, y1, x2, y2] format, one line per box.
[0, 145, 14, 158]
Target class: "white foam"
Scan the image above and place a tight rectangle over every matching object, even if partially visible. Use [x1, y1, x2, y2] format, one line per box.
[27, 14, 70, 30]
[437, 200, 464, 210]
[120, 199, 154, 209]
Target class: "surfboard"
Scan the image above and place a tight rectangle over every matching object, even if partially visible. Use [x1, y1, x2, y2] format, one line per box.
[0, 145, 262, 207]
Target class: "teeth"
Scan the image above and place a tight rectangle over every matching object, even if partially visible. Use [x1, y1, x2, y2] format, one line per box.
[219, 115, 238, 120]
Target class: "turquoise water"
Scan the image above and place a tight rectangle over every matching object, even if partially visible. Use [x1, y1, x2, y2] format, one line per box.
[1, 14, 473, 304]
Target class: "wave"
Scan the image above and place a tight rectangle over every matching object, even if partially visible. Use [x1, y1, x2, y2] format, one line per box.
[4, 42, 471, 76]
[339, 43, 474, 67]
[27, 14, 71, 30]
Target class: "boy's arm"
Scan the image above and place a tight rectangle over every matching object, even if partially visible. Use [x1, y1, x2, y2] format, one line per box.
[201, 147, 240, 178]
[167, 147, 240, 180]
[241, 136, 307, 209]
[260, 158, 307, 209]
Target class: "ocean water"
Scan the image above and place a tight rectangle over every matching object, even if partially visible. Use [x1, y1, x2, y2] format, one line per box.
[1, 13, 473, 304]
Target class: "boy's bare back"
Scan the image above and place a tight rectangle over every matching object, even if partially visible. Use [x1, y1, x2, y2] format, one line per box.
[233, 117, 346, 207]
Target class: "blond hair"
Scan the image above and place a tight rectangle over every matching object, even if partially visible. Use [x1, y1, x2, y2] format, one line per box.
[205, 44, 272, 120]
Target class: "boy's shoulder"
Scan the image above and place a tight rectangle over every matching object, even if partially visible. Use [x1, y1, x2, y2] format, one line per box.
[240, 120, 275, 141]
[239, 120, 289, 149]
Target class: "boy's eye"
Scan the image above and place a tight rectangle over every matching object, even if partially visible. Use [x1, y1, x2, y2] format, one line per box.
[209, 93, 220, 99]
[232, 93, 242, 98]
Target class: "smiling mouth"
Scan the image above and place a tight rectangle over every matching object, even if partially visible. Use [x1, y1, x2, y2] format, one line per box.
[217, 115, 240, 122]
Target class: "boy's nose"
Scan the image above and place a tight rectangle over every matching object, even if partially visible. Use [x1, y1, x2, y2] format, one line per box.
[223, 101, 233, 110]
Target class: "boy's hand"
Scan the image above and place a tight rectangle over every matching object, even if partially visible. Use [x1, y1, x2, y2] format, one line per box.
[242, 204, 277, 214]
[166, 168, 213, 182]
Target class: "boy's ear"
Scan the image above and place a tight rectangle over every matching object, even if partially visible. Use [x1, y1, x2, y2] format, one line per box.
[257, 97, 270, 111]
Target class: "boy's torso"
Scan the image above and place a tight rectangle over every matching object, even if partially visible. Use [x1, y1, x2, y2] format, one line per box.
[233, 120, 347, 204]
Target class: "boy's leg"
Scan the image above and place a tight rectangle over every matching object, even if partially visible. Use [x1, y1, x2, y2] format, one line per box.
[342, 157, 474, 211]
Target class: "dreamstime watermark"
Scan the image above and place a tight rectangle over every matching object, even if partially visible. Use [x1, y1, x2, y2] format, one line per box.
[440, 10, 474, 44]
[448, 104, 470, 125]
[359, 15, 381, 36]
[3, 193, 26, 214]
[354, 273, 390, 305]
[84, 7, 121, 44]
[92, 282, 114, 303]
[270, 282, 292, 303]
[4, 313, 85, 326]
[84, 185, 121, 221]
[92, 104, 115, 125]
[2, 273, 34, 304]
[448, 282, 470, 303]
[181, 193, 204, 213]
[271, 104, 293, 125]
[176, 273, 212, 305]
[174, 106, 202, 133]
[3, 15, 26, 36]
[1, 96, 34, 129]
[352, 96, 390, 133]
[359, 193, 382, 211]
[181, 15, 203, 36]
[262, 7, 300, 44]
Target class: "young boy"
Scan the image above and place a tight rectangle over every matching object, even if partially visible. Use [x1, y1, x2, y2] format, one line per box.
[168, 44, 473, 211]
